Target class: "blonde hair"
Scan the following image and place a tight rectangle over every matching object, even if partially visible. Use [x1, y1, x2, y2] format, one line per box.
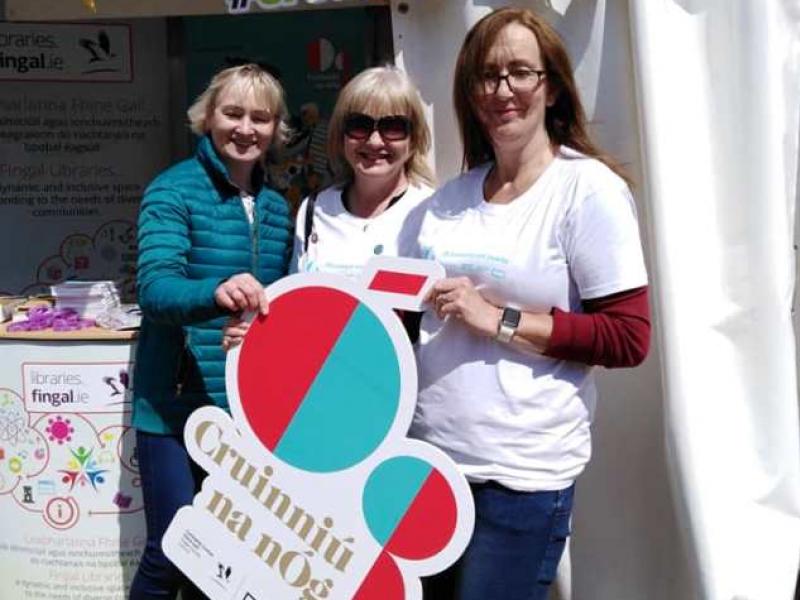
[187, 63, 291, 155]
[327, 66, 435, 187]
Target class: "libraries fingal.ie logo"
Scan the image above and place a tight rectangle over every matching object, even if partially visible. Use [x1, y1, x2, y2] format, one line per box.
[0, 30, 63, 75]
[0, 24, 130, 82]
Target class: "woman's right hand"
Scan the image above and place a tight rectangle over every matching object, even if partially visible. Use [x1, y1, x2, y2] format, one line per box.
[214, 273, 269, 315]
[221, 315, 250, 351]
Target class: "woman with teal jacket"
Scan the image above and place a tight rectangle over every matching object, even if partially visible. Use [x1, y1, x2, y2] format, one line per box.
[129, 64, 293, 599]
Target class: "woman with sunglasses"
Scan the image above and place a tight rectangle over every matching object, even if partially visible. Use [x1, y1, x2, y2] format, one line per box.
[222, 66, 434, 348]
[411, 9, 650, 600]
[290, 65, 434, 277]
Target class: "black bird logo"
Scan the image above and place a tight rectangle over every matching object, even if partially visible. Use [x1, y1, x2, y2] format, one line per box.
[103, 376, 122, 396]
[103, 371, 129, 397]
[79, 30, 115, 63]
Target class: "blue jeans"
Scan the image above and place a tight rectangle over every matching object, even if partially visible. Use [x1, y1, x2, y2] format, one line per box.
[423, 481, 574, 600]
[129, 431, 208, 600]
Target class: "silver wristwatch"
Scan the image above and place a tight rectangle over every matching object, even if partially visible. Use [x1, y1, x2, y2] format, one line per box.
[495, 307, 521, 343]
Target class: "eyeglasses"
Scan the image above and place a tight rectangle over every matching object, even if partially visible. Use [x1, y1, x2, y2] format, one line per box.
[343, 113, 412, 141]
[476, 68, 547, 95]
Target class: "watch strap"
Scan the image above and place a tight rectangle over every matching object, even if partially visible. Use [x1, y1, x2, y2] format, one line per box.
[496, 307, 521, 343]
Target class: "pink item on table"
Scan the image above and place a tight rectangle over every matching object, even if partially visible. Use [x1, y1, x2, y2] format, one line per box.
[7, 307, 95, 332]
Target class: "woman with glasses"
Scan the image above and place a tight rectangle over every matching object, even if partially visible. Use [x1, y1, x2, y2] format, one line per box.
[222, 65, 434, 348]
[130, 64, 293, 599]
[410, 8, 650, 600]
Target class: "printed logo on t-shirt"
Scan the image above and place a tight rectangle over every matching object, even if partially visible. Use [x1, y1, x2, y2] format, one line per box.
[424, 247, 508, 281]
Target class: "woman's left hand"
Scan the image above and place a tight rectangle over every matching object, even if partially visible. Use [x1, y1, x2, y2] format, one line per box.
[429, 276, 501, 338]
[222, 315, 250, 351]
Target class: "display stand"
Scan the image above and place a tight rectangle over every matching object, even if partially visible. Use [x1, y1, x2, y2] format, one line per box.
[0, 326, 143, 600]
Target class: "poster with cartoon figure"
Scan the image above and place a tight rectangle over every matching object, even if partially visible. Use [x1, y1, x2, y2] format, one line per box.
[163, 257, 475, 599]
[0, 341, 144, 599]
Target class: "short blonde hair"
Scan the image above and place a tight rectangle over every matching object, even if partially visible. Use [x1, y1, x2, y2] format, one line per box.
[187, 63, 291, 154]
[327, 66, 435, 187]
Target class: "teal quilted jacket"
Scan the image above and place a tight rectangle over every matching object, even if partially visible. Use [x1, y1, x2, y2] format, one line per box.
[132, 136, 292, 434]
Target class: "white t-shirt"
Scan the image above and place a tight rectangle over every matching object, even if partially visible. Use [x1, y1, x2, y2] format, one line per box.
[408, 148, 648, 492]
[290, 182, 434, 277]
[240, 192, 255, 225]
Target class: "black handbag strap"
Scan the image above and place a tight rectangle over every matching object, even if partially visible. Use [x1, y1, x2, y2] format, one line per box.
[303, 190, 318, 252]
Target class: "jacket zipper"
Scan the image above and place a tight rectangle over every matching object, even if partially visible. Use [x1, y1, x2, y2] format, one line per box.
[226, 175, 258, 274]
[250, 194, 258, 274]
[176, 330, 191, 395]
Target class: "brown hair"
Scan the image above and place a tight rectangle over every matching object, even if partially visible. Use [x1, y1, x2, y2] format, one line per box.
[327, 66, 435, 187]
[453, 8, 630, 184]
[187, 63, 290, 155]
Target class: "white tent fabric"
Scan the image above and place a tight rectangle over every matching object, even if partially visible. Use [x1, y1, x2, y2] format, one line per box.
[629, 1, 800, 598]
[392, 1, 800, 598]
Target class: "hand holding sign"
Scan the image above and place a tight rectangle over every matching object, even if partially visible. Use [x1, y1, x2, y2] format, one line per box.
[163, 257, 473, 599]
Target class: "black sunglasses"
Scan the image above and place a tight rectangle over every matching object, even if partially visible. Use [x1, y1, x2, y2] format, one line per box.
[343, 113, 412, 141]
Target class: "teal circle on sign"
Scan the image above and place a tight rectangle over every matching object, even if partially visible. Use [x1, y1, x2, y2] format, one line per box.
[237, 287, 402, 472]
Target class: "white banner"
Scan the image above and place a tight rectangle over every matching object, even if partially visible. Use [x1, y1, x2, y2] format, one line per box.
[0, 340, 143, 600]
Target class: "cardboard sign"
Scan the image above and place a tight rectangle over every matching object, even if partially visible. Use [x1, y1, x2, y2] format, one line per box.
[163, 257, 474, 599]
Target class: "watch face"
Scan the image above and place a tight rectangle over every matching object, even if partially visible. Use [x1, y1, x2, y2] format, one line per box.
[502, 308, 521, 328]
